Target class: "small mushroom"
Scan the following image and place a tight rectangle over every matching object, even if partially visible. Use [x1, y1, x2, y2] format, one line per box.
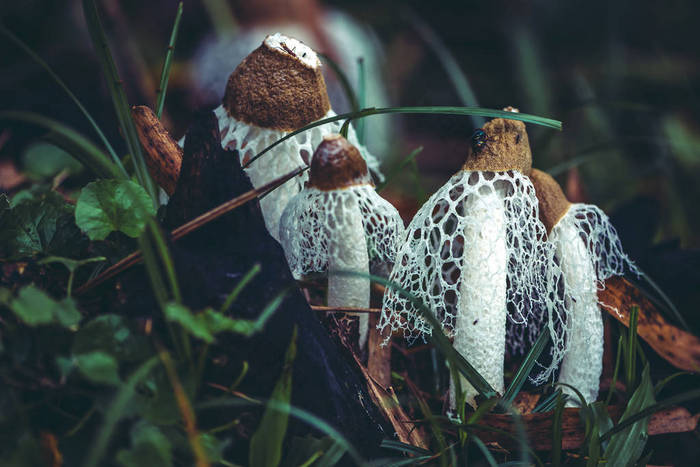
[279, 134, 404, 349]
[378, 109, 569, 409]
[213, 33, 382, 241]
[529, 168, 640, 406]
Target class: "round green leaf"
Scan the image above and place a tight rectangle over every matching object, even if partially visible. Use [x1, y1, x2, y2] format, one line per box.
[76, 351, 121, 385]
[21, 142, 83, 180]
[75, 180, 156, 240]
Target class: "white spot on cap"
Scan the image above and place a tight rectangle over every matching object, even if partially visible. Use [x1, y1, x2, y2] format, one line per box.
[264, 33, 320, 69]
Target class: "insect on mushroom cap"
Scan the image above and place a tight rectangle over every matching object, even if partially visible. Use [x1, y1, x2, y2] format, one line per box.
[463, 107, 532, 174]
[529, 169, 572, 234]
[307, 134, 373, 191]
[222, 33, 331, 132]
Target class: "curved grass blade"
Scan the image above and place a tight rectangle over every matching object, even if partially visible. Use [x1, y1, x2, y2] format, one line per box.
[0, 111, 122, 179]
[552, 391, 564, 467]
[632, 269, 690, 331]
[599, 388, 700, 442]
[336, 270, 497, 398]
[83, 356, 159, 467]
[220, 263, 261, 313]
[196, 398, 364, 465]
[471, 436, 497, 467]
[155, 2, 183, 118]
[502, 329, 550, 404]
[318, 52, 359, 113]
[532, 388, 566, 413]
[244, 106, 562, 168]
[404, 11, 484, 128]
[82, 0, 157, 202]
[605, 335, 624, 406]
[0, 25, 124, 173]
[380, 439, 432, 456]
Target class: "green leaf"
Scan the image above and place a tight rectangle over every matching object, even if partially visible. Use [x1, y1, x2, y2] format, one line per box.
[249, 327, 297, 467]
[53, 297, 82, 328]
[0, 111, 123, 179]
[76, 351, 121, 385]
[603, 364, 655, 466]
[197, 433, 227, 464]
[73, 314, 151, 362]
[0, 188, 84, 260]
[40, 255, 106, 273]
[164, 303, 215, 343]
[84, 356, 160, 467]
[22, 142, 83, 180]
[75, 179, 156, 240]
[116, 421, 173, 467]
[9, 285, 55, 326]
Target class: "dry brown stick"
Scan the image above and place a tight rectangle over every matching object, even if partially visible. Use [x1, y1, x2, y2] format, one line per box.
[74, 167, 306, 295]
[131, 105, 183, 195]
[475, 405, 698, 451]
[310, 305, 381, 314]
[598, 276, 700, 372]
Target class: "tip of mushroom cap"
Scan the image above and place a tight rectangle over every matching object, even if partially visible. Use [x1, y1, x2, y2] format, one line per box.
[462, 112, 532, 174]
[307, 134, 372, 191]
[222, 33, 331, 131]
[529, 168, 571, 233]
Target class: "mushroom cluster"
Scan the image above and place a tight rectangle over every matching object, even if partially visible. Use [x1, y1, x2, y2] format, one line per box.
[529, 169, 640, 405]
[213, 33, 382, 241]
[280, 134, 404, 349]
[378, 110, 570, 408]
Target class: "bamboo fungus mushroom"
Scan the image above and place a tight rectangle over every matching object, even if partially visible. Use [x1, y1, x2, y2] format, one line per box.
[529, 169, 640, 406]
[379, 109, 570, 409]
[213, 33, 382, 241]
[280, 134, 404, 350]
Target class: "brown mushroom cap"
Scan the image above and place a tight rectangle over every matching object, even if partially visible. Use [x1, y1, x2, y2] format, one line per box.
[307, 134, 372, 191]
[222, 35, 331, 132]
[529, 169, 571, 233]
[463, 114, 532, 174]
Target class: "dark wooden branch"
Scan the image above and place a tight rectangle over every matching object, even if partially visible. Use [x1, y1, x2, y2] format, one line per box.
[475, 405, 698, 451]
[598, 276, 700, 372]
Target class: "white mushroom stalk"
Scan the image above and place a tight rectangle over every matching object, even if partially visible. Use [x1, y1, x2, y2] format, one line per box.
[280, 134, 404, 350]
[213, 33, 382, 241]
[529, 169, 640, 406]
[379, 112, 570, 409]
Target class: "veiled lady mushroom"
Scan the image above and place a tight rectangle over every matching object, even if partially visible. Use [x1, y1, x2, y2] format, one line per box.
[378, 109, 569, 408]
[280, 134, 404, 349]
[529, 169, 640, 406]
[214, 33, 382, 241]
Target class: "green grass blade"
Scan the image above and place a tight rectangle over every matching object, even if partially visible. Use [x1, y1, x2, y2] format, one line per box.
[600, 387, 700, 442]
[82, 0, 158, 203]
[0, 111, 122, 179]
[605, 335, 624, 406]
[83, 356, 159, 467]
[249, 327, 297, 467]
[471, 436, 498, 467]
[220, 263, 261, 313]
[502, 330, 550, 404]
[243, 106, 562, 168]
[532, 388, 566, 413]
[0, 25, 124, 173]
[654, 371, 690, 396]
[552, 391, 564, 466]
[318, 52, 359, 113]
[626, 306, 639, 391]
[376, 146, 424, 192]
[379, 439, 432, 456]
[155, 2, 183, 118]
[356, 57, 366, 144]
[146, 218, 182, 303]
[405, 12, 484, 128]
[631, 269, 690, 331]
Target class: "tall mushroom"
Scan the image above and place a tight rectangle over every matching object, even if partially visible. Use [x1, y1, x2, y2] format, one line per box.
[280, 134, 404, 350]
[378, 109, 569, 409]
[529, 168, 640, 406]
[214, 33, 382, 241]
